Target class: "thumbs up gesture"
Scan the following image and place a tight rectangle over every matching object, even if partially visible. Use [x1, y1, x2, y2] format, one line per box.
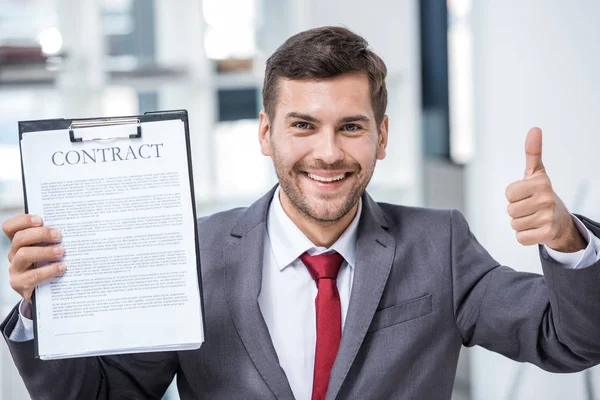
[506, 127, 586, 252]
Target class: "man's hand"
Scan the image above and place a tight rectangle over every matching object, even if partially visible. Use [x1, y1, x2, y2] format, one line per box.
[1, 215, 65, 303]
[506, 127, 586, 253]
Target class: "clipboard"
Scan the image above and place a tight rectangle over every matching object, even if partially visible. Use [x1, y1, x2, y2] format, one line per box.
[18, 110, 205, 359]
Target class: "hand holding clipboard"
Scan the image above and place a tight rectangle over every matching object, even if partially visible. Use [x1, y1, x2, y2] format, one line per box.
[5, 110, 204, 359]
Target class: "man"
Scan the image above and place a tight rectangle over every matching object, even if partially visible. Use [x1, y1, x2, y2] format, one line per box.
[2, 26, 600, 400]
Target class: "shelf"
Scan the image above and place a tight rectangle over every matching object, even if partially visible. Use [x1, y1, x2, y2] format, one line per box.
[1, 62, 263, 92]
[0, 64, 57, 86]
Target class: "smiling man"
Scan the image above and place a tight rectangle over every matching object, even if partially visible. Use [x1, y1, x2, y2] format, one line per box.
[260, 71, 386, 247]
[3, 26, 600, 400]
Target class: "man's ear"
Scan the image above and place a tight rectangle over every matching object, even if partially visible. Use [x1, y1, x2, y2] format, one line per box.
[376, 115, 389, 160]
[259, 110, 272, 156]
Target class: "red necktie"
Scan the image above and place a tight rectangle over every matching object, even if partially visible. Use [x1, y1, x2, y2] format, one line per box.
[300, 251, 344, 400]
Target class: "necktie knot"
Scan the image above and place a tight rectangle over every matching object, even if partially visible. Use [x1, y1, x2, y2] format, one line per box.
[300, 251, 344, 281]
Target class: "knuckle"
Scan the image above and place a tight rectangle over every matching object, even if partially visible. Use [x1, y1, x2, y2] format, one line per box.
[20, 279, 30, 292]
[11, 230, 23, 247]
[507, 204, 515, 217]
[542, 225, 553, 239]
[539, 174, 552, 185]
[534, 177, 546, 188]
[24, 272, 39, 291]
[13, 247, 28, 264]
[538, 194, 554, 209]
[9, 275, 18, 290]
[31, 269, 41, 283]
[505, 187, 515, 201]
[517, 232, 534, 246]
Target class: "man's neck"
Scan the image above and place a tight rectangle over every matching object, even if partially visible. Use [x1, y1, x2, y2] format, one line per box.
[278, 191, 359, 248]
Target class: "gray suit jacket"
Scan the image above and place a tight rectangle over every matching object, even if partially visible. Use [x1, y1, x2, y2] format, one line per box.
[3, 187, 600, 399]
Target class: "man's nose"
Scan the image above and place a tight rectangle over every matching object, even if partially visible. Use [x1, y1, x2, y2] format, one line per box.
[313, 128, 343, 165]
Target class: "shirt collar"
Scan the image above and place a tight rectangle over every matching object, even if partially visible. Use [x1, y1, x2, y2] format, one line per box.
[266, 186, 361, 271]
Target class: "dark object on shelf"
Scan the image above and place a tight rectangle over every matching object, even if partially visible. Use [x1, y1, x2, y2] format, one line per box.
[109, 64, 188, 79]
[0, 44, 67, 85]
[0, 45, 47, 65]
[216, 58, 253, 73]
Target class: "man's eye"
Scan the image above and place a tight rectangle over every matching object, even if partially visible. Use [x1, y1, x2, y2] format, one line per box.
[342, 124, 360, 132]
[294, 122, 312, 130]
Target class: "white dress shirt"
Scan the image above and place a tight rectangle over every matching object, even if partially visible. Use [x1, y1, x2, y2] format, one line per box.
[10, 190, 600, 400]
[258, 188, 361, 400]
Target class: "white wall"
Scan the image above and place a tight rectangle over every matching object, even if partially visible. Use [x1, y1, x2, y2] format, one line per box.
[467, 1, 600, 399]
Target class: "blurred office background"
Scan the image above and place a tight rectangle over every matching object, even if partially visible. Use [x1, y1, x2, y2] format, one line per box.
[1, 0, 600, 399]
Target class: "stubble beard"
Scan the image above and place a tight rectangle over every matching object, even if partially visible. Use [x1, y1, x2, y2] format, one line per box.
[271, 150, 376, 225]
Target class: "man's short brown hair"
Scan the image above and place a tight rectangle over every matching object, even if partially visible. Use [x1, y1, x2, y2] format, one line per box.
[262, 26, 388, 127]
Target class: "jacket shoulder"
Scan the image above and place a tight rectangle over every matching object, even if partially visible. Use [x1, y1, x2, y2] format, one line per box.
[376, 203, 461, 236]
[196, 207, 247, 249]
[378, 202, 455, 222]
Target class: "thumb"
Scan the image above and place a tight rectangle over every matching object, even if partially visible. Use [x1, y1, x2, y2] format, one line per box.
[524, 127, 544, 178]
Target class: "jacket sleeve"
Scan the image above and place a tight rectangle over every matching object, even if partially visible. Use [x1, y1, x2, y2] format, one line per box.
[451, 209, 600, 372]
[1, 304, 178, 400]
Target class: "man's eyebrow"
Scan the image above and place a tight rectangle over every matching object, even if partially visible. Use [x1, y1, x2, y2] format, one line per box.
[284, 112, 320, 123]
[284, 112, 371, 124]
[338, 115, 371, 124]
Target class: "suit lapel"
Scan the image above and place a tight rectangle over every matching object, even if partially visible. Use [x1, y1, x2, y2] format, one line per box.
[223, 187, 395, 400]
[326, 194, 396, 400]
[224, 187, 295, 400]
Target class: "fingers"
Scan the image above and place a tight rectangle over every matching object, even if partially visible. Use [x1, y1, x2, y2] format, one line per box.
[510, 210, 554, 232]
[2, 214, 43, 241]
[515, 228, 552, 246]
[505, 175, 552, 203]
[8, 226, 62, 262]
[524, 127, 544, 178]
[508, 195, 565, 247]
[3, 214, 67, 303]
[10, 262, 66, 302]
[507, 128, 580, 250]
[9, 244, 64, 274]
[507, 192, 555, 218]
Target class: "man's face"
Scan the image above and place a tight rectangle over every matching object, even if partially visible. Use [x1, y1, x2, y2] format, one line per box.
[259, 72, 388, 223]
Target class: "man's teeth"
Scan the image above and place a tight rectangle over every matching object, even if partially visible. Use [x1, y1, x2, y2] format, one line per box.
[307, 173, 346, 182]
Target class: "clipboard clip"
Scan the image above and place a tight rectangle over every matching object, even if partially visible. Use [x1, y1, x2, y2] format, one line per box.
[69, 118, 142, 142]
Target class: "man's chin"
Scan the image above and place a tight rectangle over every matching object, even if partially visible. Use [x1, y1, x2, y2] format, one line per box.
[280, 183, 360, 222]
[300, 201, 356, 223]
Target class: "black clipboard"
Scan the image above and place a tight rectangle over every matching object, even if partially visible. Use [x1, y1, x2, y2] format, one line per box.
[18, 110, 205, 358]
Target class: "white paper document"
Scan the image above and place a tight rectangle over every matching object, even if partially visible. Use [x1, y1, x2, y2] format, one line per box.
[20, 117, 204, 360]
